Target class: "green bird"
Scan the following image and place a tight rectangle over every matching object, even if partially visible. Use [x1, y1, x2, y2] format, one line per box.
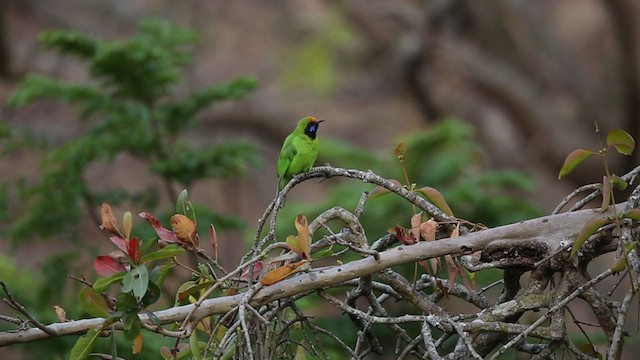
[277, 116, 324, 189]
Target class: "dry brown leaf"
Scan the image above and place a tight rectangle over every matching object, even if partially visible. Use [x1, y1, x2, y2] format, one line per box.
[53, 305, 67, 322]
[294, 214, 311, 259]
[100, 202, 122, 237]
[445, 254, 458, 291]
[171, 214, 199, 249]
[261, 261, 305, 286]
[419, 219, 437, 242]
[410, 212, 422, 242]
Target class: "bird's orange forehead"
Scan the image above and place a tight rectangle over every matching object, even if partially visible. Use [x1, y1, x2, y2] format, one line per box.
[308, 116, 317, 122]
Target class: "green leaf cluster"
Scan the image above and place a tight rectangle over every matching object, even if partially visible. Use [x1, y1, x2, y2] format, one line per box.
[2, 19, 260, 241]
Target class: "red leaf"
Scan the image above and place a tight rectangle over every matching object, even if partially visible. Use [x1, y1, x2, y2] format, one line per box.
[139, 212, 180, 243]
[139, 212, 161, 228]
[393, 225, 414, 245]
[241, 261, 264, 280]
[94, 256, 126, 277]
[128, 237, 139, 263]
[109, 236, 128, 254]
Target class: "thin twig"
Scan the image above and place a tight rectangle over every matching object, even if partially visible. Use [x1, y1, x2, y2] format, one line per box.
[0, 282, 56, 336]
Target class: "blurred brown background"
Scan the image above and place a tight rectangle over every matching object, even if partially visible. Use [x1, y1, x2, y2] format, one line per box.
[0, 0, 638, 357]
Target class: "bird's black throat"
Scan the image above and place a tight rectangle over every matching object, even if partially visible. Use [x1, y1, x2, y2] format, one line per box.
[304, 121, 321, 140]
[304, 122, 318, 140]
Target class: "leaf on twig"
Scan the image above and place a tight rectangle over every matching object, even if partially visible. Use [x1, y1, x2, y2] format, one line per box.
[261, 261, 306, 286]
[122, 265, 149, 302]
[100, 203, 122, 237]
[93, 272, 126, 292]
[109, 236, 128, 254]
[410, 212, 422, 242]
[94, 256, 126, 277]
[54, 305, 68, 322]
[419, 219, 439, 272]
[128, 237, 139, 263]
[122, 211, 132, 240]
[570, 218, 610, 257]
[611, 256, 627, 273]
[600, 176, 610, 212]
[139, 245, 184, 263]
[623, 208, 640, 221]
[286, 235, 304, 255]
[294, 213, 311, 259]
[393, 142, 406, 162]
[611, 175, 627, 191]
[607, 128, 635, 155]
[176, 189, 189, 215]
[558, 149, 594, 179]
[240, 261, 264, 281]
[390, 225, 414, 245]
[171, 214, 199, 249]
[132, 334, 143, 354]
[370, 179, 402, 198]
[415, 187, 454, 216]
[139, 212, 180, 243]
[70, 327, 101, 360]
[79, 287, 111, 318]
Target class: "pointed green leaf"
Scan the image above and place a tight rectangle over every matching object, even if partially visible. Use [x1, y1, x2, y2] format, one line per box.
[558, 149, 595, 179]
[611, 175, 628, 191]
[571, 218, 610, 257]
[286, 235, 303, 255]
[131, 265, 149, 302]
[176, 189, 189, 215]
[176, 281, 196, 305]
[115, 292, 138, 313]
[139, 244, 185, 263]
[623, 208, 640, 221]
[190, 331, 202, 360]
[415, 187, 454, 216]
[79, 288, 111, 318]
[177, 280, 215, 302]
[121, 271, 133, 294]
[93, 272, 126, 292]
[607, 128, 635, 155]
[70, 327, 101, 360]
[140, 281, 161, 307]
[150, 263, 175, 288]
[611, 256, 627, 273]
[123, 312, 141, 340]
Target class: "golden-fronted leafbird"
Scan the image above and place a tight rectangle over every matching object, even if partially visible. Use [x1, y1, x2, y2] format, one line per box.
[277, 116, 324, 189]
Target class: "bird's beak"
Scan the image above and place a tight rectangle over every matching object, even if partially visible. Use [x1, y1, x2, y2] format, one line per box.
[317, 119, 325, 123]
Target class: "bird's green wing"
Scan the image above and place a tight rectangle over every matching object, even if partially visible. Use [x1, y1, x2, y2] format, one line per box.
[277, 136, 297, 186]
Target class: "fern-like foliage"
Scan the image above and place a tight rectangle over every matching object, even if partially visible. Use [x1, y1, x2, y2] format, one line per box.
[3, 19, 259, 241]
